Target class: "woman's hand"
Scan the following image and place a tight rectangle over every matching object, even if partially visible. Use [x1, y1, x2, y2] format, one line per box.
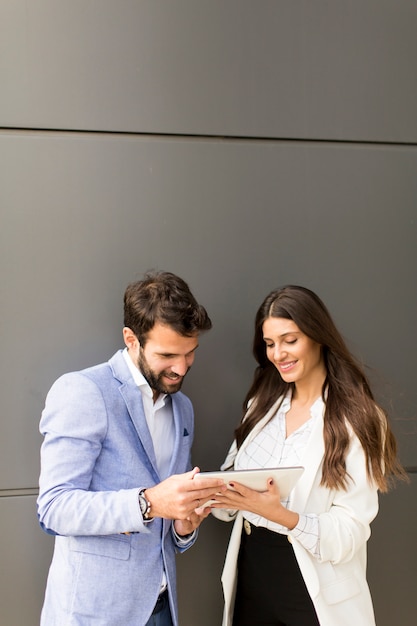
[210, 478, 299, 530]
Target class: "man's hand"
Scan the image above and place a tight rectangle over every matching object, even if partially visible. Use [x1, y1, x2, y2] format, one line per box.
[144, 467, 226, 521]
[174, 505, 213, 536]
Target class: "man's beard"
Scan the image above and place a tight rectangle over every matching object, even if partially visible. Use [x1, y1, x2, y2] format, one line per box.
[137, 350, 188, 395]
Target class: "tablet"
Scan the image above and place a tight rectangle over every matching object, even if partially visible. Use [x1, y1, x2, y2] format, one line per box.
[194, 466, 304, 501]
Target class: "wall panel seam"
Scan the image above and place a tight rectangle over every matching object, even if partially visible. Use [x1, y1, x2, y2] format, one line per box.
[1, 127, 417, 149]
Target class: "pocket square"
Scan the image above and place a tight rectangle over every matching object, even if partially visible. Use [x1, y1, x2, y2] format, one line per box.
[183, 428, 189, 436]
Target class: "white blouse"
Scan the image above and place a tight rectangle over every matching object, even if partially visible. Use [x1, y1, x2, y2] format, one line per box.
[235, 393, 322, 558]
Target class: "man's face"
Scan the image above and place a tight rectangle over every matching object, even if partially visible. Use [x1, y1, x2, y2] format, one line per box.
[125, 322, 199, 397]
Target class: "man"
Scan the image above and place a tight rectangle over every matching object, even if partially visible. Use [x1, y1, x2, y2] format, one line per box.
[37, 271, 224, 626]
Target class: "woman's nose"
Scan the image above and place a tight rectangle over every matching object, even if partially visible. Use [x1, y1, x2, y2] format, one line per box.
[273, 344, 285, 361]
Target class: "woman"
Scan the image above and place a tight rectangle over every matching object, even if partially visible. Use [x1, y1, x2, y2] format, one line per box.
[211, 285, 407, 626]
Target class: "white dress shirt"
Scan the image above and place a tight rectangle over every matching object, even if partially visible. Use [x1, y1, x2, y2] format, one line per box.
[123, 349, 195, 594]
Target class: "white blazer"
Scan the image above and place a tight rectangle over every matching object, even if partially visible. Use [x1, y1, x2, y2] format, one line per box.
[213, 396, 378, 626]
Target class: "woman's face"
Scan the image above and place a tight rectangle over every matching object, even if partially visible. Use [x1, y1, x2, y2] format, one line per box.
[262, 316, 325, 387]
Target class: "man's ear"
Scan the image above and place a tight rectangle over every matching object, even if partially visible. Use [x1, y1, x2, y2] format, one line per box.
[123, 327, 138, 351]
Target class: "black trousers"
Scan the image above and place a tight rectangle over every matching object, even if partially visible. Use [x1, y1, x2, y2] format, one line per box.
[232, 522, 320, 626]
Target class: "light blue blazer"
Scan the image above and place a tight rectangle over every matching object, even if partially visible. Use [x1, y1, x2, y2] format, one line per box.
[37, 349, 196, 626]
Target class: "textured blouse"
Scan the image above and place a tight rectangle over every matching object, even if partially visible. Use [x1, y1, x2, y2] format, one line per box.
[234, 393, 322, 557]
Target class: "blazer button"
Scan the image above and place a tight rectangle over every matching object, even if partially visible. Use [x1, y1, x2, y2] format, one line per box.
[287, 534, 292, 544]
[243, 519, 252, 535]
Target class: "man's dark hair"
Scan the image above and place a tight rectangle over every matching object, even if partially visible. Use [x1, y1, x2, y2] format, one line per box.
[124, 270, 212, 344]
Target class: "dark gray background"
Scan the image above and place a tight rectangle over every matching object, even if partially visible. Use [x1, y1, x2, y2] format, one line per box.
[1, 2, 416, 624]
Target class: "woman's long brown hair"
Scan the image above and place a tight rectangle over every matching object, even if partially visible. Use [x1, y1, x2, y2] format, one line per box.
[235, 286, 408, 492]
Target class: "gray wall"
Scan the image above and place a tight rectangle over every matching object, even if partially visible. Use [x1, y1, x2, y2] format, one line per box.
[1, 2, 416, 624]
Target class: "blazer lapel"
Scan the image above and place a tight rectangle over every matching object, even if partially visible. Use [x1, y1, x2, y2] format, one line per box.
[121, 382, 160, 472]
[110, 350, 160, 481]
[290, 410, 325, 510]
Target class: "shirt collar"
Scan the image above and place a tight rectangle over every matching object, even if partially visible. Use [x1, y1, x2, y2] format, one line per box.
[282, 390, 325, 418]
[310, 394, 325, 418]
[281, 393, 292, 412]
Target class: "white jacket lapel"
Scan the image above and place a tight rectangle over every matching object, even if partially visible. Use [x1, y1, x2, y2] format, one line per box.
[289, 410, 325, 510]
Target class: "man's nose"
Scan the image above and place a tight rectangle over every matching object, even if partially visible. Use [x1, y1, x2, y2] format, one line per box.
[171, 357, 189, 376]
